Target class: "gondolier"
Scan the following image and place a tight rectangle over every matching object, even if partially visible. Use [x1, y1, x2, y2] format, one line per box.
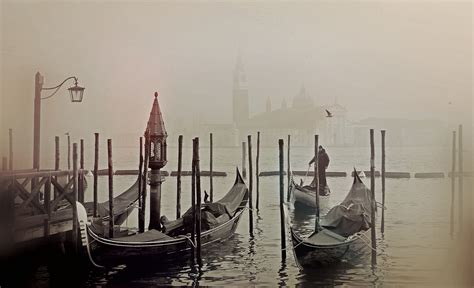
[308, 145, 330, 194]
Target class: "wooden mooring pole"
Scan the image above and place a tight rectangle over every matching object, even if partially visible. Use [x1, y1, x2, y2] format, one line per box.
[381, 130, 386, 234]
[450, 130, 456, 237]
[80, 139, 84, 170]
[458, 124, 463, 233]
[248, 135, 253, 236]
[78, 170, 85, 204]
[370, 129, 377, 266]
[107, 139, 115, 238]
[55, 136, 60, 171]
[138, 137, 144, 228]
[72, 143, 79, 252]
[93, 133, 99, 217]
[79, 139, 85, 203]
[287, 135, 291, 202]
[191, 138, 197, 266]
[8, 128, 13, 170]
[210, 133, 213, 203]
[67, 133, 71, 171]
[278, 139, 286, 260]
[1, 157, 6, 170]
[242, 141, 247, 179]
[140, 137, 149, 233]
[44, 174, 51, 236]
[314, 135, 320, 231]
[194, 137, 202, 267]
[256, 131, 260, 210]
[54, 136, 60, 198]
[176, 135, 183, 219]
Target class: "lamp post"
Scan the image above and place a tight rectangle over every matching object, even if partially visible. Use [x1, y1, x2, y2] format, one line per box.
[33, 72, 85, 170]
[146, 92, 167, 231]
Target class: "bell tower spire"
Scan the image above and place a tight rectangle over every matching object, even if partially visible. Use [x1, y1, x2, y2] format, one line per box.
[232, 53, 249, 126]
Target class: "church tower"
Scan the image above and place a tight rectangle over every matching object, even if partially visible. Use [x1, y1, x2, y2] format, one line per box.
[232, 55, 249, 126]
[266, 97, 272, 113]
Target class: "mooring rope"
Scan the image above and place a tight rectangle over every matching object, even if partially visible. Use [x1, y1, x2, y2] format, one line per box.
[181, 235, 197, 248]
[301, 165, 311, 185]
[376, 201, 387, 210]
[281, 237, 306, 251]
[348, 232, 377, 252]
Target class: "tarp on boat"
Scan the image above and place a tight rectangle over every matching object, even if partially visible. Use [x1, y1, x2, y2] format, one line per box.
[320, 172, 372, 237]
[84, 177, 140, 225]
[163, 170, 248, 234]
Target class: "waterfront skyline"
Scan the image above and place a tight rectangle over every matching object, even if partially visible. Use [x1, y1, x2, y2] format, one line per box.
[1, 1, 472, 166]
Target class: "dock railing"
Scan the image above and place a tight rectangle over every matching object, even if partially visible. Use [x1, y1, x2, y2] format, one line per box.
[0, 169, 84, 246]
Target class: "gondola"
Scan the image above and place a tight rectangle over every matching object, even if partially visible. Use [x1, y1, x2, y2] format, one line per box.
[76, 169, 248, 267]
[287, 171, 373, 268]
[83, 176, 140, 226]
[289, 176, 330, 209]
[3, 174, 135, 226]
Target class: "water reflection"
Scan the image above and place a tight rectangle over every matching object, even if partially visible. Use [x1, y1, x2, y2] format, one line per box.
[278, 261, 288, 287]
[50, 146, 461, 286]
[86, 234, 249, 286]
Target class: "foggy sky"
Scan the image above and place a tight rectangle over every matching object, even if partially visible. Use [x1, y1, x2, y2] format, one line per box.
[1, 1, 472, 160]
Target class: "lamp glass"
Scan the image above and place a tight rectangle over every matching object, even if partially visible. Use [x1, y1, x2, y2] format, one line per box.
[68, 85, 85, 102]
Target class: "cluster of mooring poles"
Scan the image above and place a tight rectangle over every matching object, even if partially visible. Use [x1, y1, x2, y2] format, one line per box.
[239, 132, 264, 237]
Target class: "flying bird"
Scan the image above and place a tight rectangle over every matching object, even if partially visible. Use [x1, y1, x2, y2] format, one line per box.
[325, 109, 333, 118]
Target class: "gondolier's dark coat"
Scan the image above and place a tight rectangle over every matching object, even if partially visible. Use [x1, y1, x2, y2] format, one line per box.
[309, 149, 330, 187]
[309, 149, 330, 170]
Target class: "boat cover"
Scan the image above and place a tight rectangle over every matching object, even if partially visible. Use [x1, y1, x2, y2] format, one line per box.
[84, 178, 139, 224]
[114, 229, 173, 242]
[320, 172, 372, 237]
[163, 171, 248, 234]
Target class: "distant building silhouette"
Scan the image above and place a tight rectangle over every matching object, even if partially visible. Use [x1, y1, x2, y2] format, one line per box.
[236, 81, 349, 147]
[266, 97, 272, 113]
[292, 85, 314, 109]
[232, 54, 249, 127]
[281, 98, 288, 110]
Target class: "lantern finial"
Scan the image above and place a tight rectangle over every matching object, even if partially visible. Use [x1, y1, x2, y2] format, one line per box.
[154, 92, 158, 98]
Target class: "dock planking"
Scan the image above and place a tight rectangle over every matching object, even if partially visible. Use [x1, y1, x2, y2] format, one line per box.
[0, 169, 81, 251]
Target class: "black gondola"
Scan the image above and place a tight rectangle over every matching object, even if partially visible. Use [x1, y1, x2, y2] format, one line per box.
[287, 171, 373, 268]
[76, 169, 248, 267]
[289, 176, 330, 209]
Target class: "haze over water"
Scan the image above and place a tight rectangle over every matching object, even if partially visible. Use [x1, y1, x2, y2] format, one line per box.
[1, 1, 472, 286]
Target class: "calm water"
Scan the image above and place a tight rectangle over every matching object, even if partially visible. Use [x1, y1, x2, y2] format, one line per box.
[41, 145, 473, 286]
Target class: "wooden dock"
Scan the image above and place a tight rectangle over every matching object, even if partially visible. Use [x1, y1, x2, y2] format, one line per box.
[0, 169, 85, 255]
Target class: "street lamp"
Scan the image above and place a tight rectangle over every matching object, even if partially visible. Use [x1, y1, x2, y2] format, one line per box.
[33, 72, 85, 170]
